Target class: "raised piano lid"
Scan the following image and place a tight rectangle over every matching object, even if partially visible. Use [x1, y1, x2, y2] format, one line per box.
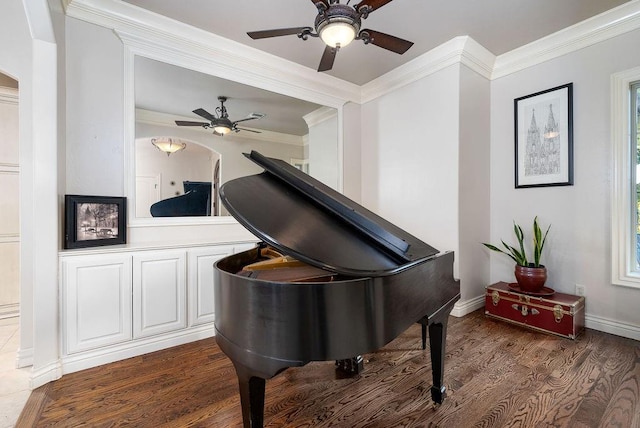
[219, 151, 440, 277]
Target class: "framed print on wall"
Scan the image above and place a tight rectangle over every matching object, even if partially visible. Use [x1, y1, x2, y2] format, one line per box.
[64, 195, 127, 249]
[514, 83, 574, 188]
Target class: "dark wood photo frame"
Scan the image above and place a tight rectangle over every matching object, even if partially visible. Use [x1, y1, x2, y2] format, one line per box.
[64, 195, 127, 249]
[514, 83, 574, 188]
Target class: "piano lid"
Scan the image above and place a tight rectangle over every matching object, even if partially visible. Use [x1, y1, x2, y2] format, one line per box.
[219, 151, 440, 276]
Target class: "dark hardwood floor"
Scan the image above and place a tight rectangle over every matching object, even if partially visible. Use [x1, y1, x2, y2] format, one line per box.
[16, 309, 640, 427]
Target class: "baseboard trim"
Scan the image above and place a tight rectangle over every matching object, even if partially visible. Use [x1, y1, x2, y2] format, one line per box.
[585, 314, 640, 341]
[30, 360, 62, 390]
[60, 324, 215, 375]
[451, 295, 485, 318]
[17, 347, 34, 368]
[0, 303, 19, 320]
[455, 294, 640, 341]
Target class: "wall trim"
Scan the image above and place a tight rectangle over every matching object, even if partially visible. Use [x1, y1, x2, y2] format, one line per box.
[361, 36, 495, 104]
[30, 360, 62, 390]
[0, 86, 18, 104]
[65, 0, 640, 104]
[65, 0, 360, 105]
[0, 304, 19, 320]
[60, 324, 215, 375]
[585, 314, 640, 341]
[493, 0, 640, 79]
[451, 295, 485, 318]
[16, 347, 33, 369]
[303, 106, 338, 128]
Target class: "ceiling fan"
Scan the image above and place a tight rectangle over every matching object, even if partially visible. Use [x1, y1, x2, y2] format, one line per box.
[175, 96, 265, 136]
[247, 0, 413, 72]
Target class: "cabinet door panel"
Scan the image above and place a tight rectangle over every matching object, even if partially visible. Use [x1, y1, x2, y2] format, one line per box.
[187, 246, 235, 326]
[133, 251, 186, 338]
[63, 255, 132, 354]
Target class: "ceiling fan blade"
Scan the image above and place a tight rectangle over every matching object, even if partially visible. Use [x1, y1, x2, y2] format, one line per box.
[192, 108, 218, 122]
[235, 127, 261, 133]
[233, 117, 258, 124]
[360, 29, 413, 54]
[310, 0, 329, 10]
[355, 0, 394, 14]
[175, 120, 209, 127]
[247, 27, 312, 40]
[318, 45, 337, 72]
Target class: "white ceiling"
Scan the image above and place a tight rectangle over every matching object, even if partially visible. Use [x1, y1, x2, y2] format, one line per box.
[122, 0, 630, 85]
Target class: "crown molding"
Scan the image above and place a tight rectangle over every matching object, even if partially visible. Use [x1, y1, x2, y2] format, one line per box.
[493, 0, 640, 79]
[136, 109, 305, 146]
[65, 0, 360, 106]
[303, 106, 338, 128]
[360, 36, 495, 103]
[66, 0, 640, 104]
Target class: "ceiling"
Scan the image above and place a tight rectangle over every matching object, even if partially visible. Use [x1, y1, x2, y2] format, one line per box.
[122, 0, 630, 86]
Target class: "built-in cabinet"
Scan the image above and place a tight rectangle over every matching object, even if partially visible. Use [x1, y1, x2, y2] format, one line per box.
[60, 242, 255, 374]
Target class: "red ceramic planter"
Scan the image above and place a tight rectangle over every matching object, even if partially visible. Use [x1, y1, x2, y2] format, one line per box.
[514, 264, 547, 292]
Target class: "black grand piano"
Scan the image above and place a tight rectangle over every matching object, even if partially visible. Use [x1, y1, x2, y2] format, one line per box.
[214, 151, 460, 427]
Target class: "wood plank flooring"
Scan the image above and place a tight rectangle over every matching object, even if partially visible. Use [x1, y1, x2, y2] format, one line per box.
[16, 310, 640, 427]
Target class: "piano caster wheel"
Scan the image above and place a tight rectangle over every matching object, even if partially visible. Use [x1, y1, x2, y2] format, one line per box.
[335, 356, 364, 375]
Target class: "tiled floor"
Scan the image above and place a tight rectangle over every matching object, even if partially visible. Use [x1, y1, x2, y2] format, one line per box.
[0, 318, 30, 428]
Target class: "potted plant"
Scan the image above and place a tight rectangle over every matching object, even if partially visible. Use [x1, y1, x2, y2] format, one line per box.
[483, 216, 551, 292]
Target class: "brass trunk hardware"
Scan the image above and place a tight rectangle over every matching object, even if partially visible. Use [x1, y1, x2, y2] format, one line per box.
[492, 290, 500, 306]
[511, 304, 540, 316]
[554, 305, 564, 323]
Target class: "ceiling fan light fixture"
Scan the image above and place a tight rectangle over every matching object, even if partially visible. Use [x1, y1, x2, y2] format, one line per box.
[213, 117, 233, 135]
[151, 137, 186, 156]
[214, 125, 232, 135]
[319, 21, 357, 48]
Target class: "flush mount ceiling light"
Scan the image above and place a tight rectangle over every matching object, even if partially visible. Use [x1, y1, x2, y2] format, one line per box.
[247, 0, 413, 72]
[175, 96, 265, 137]
[151, 137, 186, 156]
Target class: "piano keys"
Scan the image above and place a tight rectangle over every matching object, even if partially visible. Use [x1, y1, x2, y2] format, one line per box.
[214, 151, 460, 427]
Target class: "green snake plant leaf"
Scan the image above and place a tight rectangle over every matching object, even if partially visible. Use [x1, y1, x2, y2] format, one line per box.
[482, 217, 549, 268]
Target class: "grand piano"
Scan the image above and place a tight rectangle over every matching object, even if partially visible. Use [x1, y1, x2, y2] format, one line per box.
[214, 151, 460, 427]
[149, 181, 212, 217]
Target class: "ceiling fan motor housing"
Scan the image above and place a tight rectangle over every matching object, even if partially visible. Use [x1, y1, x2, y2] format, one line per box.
[315, 4, 362, 47]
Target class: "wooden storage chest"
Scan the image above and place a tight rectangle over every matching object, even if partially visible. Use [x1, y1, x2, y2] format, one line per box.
[485, 281, 585, 339]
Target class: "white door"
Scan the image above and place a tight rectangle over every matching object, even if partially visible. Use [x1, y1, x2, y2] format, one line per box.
[133, 250, 187, 338]
[135, 174, 161, 218]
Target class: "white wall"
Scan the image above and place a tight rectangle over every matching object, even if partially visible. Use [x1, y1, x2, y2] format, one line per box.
[361, 64, 461, 273]
[1, 0, 59, 388]
[306, 108, 339, 190]
[490, 28, 640, 336]
[65, 17, 125, 196]
[458, 66, 491, 302]
[342, 102, 362, 202]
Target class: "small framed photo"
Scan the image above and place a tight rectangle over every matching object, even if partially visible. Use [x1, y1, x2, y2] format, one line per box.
[514, 83, 574, 188]
[64, 195, 127, 249]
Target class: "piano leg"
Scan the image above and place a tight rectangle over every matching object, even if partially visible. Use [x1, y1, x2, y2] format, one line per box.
[428, 318, 449, 404]
[233, 363, 266, 428]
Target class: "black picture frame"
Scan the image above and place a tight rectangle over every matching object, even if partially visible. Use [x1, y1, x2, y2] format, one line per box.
[64, 195, 127, 249]
[514, 83, 574, 188]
